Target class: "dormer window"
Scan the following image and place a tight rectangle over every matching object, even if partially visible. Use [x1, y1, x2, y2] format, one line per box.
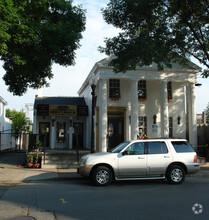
[109, 79, 120, 100]
[167, 82, 172, 102]
[138, 80, 146, 101]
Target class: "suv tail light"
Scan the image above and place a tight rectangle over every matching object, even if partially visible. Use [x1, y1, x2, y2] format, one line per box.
[194, 155, 197, 163]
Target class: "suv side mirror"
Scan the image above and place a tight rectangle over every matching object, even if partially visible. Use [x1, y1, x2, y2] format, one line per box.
[122, 151, 128, 156]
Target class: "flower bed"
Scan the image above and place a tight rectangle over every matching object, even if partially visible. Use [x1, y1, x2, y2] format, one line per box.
[26, 151, 43, 168]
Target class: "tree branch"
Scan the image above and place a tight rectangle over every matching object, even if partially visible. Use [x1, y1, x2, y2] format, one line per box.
[185, 48, 209, 69]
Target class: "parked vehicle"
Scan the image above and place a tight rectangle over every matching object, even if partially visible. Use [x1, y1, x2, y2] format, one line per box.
[78, 139, 200, 186]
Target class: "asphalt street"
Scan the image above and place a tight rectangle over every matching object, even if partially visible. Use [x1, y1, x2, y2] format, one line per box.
[0, 151, 209, 220]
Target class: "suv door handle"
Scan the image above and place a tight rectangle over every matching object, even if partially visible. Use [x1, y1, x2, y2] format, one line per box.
[138, 157, 145, 159]
[164, 156, 170, 158]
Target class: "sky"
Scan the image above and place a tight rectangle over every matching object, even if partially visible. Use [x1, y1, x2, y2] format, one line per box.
[0, 0, 208, 120]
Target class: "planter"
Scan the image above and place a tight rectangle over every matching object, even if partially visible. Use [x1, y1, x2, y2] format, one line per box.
[138, 97, 146, 101]
[111, 97, 120, 101]
[26, 151, 43, 168]
[168, 98, 173, 102]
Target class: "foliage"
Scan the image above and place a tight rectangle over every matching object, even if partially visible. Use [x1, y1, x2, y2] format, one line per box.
[100, 0, 209, 76]
[0, 0, 86, 95]
[36, 141, 43, 149]
[205, 103, 209, 123]
[6, 108, 27, 137]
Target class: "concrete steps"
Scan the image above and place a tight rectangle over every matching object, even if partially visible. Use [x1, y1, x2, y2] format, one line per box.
[41, 150, 90, 169]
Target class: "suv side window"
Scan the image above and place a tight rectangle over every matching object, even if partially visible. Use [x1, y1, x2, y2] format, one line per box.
[147, 142, 168, 154]
[126, 142, 145, 155]
[172, 141, 194, 153]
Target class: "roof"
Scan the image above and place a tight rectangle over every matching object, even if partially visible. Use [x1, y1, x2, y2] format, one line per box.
[34, 96, 87, 109]
[96, 56, 202, 71]
[0, 96, 7, 105]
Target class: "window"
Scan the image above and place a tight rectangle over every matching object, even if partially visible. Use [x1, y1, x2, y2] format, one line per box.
[138, 80, 146, 100]
[57, 122, 66, 143]
[138, 116, 147, 136]
[147, 142, 168, 154]
[167, 82, 172, 101]
[109, 79, 120, 99]
[172, 141, 194, 153]
[169, 117, 173, 138]
[126, 142, 145, 155]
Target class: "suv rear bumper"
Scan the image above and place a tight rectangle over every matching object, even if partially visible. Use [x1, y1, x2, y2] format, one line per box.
[187, 163, 200, 174]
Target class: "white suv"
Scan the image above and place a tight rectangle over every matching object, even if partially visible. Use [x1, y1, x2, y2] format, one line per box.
[78, 139, 200, 186]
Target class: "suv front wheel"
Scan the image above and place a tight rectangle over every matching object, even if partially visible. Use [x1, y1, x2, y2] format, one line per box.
[166, 165, 185, 184]
[91, 166, 113, 186]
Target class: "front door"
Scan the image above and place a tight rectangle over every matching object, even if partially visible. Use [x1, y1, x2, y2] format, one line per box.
[108, 116, 124, 150]
[118, 142, 147, 177]
[146, 141, 173, 175]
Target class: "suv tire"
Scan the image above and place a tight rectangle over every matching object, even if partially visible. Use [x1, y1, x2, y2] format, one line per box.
[91, 166, 113, 186]
[166, 165, 185, 184]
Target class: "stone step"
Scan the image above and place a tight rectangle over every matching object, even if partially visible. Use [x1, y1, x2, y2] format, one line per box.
[42, 162, 78, 169]
[44, 150, 90, 155]
[40, 150, 90, 169]
[43, 155, 80, 161]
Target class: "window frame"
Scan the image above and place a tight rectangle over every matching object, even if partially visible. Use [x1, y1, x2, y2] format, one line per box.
[138, 116, 147, 136]
[125, 142, 145, 155]
[171, 141, 195, 153]
[169, 117, 173, 138]
[56, 122, 66, 143]
[138, 80, 147, 100]
[167, 81, 172, 102]
[146, 141, 169, 154]
[109, 79, 121, 99]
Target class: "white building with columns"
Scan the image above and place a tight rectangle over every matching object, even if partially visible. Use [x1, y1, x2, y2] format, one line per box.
[78, 57, 201, 152]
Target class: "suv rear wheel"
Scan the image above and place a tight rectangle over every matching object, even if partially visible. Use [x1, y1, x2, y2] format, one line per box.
[166, 165, 185, 184]
[91, 166, 113, 186]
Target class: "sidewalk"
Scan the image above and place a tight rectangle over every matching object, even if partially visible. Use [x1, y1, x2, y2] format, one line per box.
[1, 164, 209, 186]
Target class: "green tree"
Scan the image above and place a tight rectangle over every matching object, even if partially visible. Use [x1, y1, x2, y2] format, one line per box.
[205, 103, 209, 123]
[6, 109, 27, 138]
[0, 0, 86, 95]
[100, 0, 209, 75]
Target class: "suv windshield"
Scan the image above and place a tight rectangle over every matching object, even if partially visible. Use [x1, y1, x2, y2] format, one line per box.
[111, 141, 130, 153]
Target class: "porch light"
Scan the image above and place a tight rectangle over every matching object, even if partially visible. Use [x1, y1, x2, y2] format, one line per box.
[195, 83, 202, 87]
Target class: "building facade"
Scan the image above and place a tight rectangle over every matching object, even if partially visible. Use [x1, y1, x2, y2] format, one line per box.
[0, 96, 15, 151]
[33, 96, 88, 150]
[78, 57, 200, 152]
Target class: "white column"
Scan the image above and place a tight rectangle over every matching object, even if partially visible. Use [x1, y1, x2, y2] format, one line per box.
[187, 83, 197, 146]
[33, 109, 37, 134]
[131, 80, 138, 140]
[50, 117, 55, 149]
[99, 79, 107, 152]
[161, 81, 169, 138]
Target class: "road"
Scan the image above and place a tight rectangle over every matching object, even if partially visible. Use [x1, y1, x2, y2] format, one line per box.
[0, 174, 209, 220]
[0, 151, 209, 220]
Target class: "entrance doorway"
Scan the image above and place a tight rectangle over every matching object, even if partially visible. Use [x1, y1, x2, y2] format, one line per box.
[107, 107, 126, 150]
[108, 116, 124, 150]
[39, 122, 50, 148]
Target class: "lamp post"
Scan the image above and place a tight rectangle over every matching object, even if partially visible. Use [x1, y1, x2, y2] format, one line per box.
[90, 76, 96, 153]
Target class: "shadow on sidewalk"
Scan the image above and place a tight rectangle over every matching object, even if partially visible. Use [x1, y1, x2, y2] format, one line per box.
[0, 151, 27, 168]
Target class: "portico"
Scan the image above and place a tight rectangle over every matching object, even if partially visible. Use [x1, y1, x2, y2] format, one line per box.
[78, 57, 200, 152]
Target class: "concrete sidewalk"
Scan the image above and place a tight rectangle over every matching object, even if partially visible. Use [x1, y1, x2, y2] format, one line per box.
[0, 165, 209, 187]
[0, 167, 80, 186]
